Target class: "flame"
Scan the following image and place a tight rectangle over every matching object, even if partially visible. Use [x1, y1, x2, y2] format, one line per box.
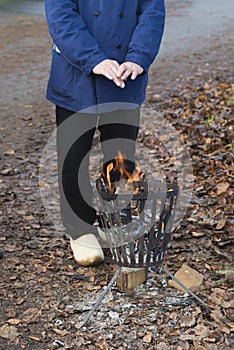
[102, 152, 145, 194]
[106, 162, 114, 189]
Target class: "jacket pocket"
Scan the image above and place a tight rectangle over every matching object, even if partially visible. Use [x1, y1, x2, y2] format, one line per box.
[50, 50, 75, 99]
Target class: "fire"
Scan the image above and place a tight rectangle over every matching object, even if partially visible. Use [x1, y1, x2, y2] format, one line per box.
[101, 152, 145, 194]
[106, 162, 114, 189]
[96, 152, 148, 227]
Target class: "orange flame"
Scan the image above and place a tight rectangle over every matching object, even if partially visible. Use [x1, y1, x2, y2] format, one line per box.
[106, 162, 114, 189]
[102, 152, 145, 194]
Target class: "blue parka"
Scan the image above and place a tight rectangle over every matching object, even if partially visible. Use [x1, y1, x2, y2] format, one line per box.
[45, 0, 165, 112]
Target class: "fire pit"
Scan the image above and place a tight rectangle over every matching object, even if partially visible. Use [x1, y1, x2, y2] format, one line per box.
[94, 153, 178, 269]
[76, 156, 210, 328]
[96, 180, 178, 269]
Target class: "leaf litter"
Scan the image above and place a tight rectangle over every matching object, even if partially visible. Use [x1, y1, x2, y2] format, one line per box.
[1, 78, 233, 349]
[0, 14, 233, 350]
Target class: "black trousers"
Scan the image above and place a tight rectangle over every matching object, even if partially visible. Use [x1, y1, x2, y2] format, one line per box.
[56, 105, 140, 239]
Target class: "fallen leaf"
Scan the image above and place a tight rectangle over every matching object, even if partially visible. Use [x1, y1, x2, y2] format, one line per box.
[26, 240, 41, 249]
[143, 333, 152, 343]
[37, 181, 50, 188]
[192, 231, 205, 237]
[21, 115, 33, 121]
[28, 336, 40, 341]
[210, 308, 227, 324]
[52, 328, 69, 336]
[0, 324, 18, 341]
[7, 319, 21, 325]
[4, 149, 15, 155]
[218, 326, 230, 334]
[22, 308, 42, 324]
[0, 168, 20, 175]
[216, 217, 226, 230]
[216, 182, 229, 195]
[225, 321, 234, 331]
[23, 215, 34, 221]
[179, 312, 197, 327]
[35, 264, 47, 272]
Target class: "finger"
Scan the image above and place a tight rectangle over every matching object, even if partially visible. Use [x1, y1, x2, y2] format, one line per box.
[104, 65, 120, 79]
[113, 76, 125, 88]
[105, 61, 121, 78]
[116, 64, 127, 78]
[120, 67, 133, 80]
[109, 65, 119, 76]
[131, 70, 138, 80]
[103, 70, 115, 81]
[119, 79, 125, 88]
[110, 60, 120, 70]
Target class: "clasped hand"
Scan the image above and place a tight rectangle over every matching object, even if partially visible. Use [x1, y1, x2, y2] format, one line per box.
[93, 59, 143, 88]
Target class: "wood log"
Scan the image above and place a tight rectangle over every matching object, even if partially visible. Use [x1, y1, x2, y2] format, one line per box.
[115, 267, 147, 291]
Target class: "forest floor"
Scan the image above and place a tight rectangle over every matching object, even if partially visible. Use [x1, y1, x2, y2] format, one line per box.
[0, 1, 233, 349]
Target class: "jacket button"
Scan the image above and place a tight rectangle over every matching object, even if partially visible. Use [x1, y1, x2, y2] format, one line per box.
[119, 12, 124, 17]
[94, 11, 100, 16]
[116, 44, 122, 49]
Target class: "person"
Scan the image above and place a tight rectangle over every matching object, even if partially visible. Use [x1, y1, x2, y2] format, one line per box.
[44, 0, 165, 266]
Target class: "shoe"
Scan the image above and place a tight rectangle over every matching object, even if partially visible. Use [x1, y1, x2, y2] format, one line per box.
[70, 234, 104, 267]
[97, 226, 123, 248]
[97, 226, 107, 242]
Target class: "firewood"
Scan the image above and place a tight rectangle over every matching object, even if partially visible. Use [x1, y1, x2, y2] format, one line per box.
[115, 267, 147, 291]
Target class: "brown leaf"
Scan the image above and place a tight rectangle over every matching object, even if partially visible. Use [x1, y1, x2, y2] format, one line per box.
[75, 336, 85, 347]
[16, 298, 25, 305]
[205, 263, 211, 270]
[218, 326, 230, 334]
[0, 324, 18, 341]
[143, 333, 152, 343]
[180, 332, 197, 340]
[35, 264, 47, 272]
[7, 319, 21, 325]
[22, 308, 41, 324]
[21, 115, 33, 121]
[210, 308, 226, 324]
[225, 321, 234, 331]
[180, 313, 197, 328]
[4, 244, 16, 252]
[27, 240, 41, 249]
[52, 328, 69, 336]
[192, 231, 205, 237]
[4, 149, 15, 155]
[23, 215, 34, 221]
[222, 300, 234, 308]
[28, 336, 40, 341]
[37, 181, 50, 188]
[216, 217, 226, 230]
[6, 308, 16, 318]
[216, 182, 229, 195]
[180, 324, 210, 342]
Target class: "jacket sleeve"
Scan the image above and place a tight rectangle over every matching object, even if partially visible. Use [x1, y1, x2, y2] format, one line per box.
[125, 0, 166, 72]
[44, 0, 107, 76]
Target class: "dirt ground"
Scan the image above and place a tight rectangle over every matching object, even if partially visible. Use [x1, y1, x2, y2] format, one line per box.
[0, 1, 233, 349]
